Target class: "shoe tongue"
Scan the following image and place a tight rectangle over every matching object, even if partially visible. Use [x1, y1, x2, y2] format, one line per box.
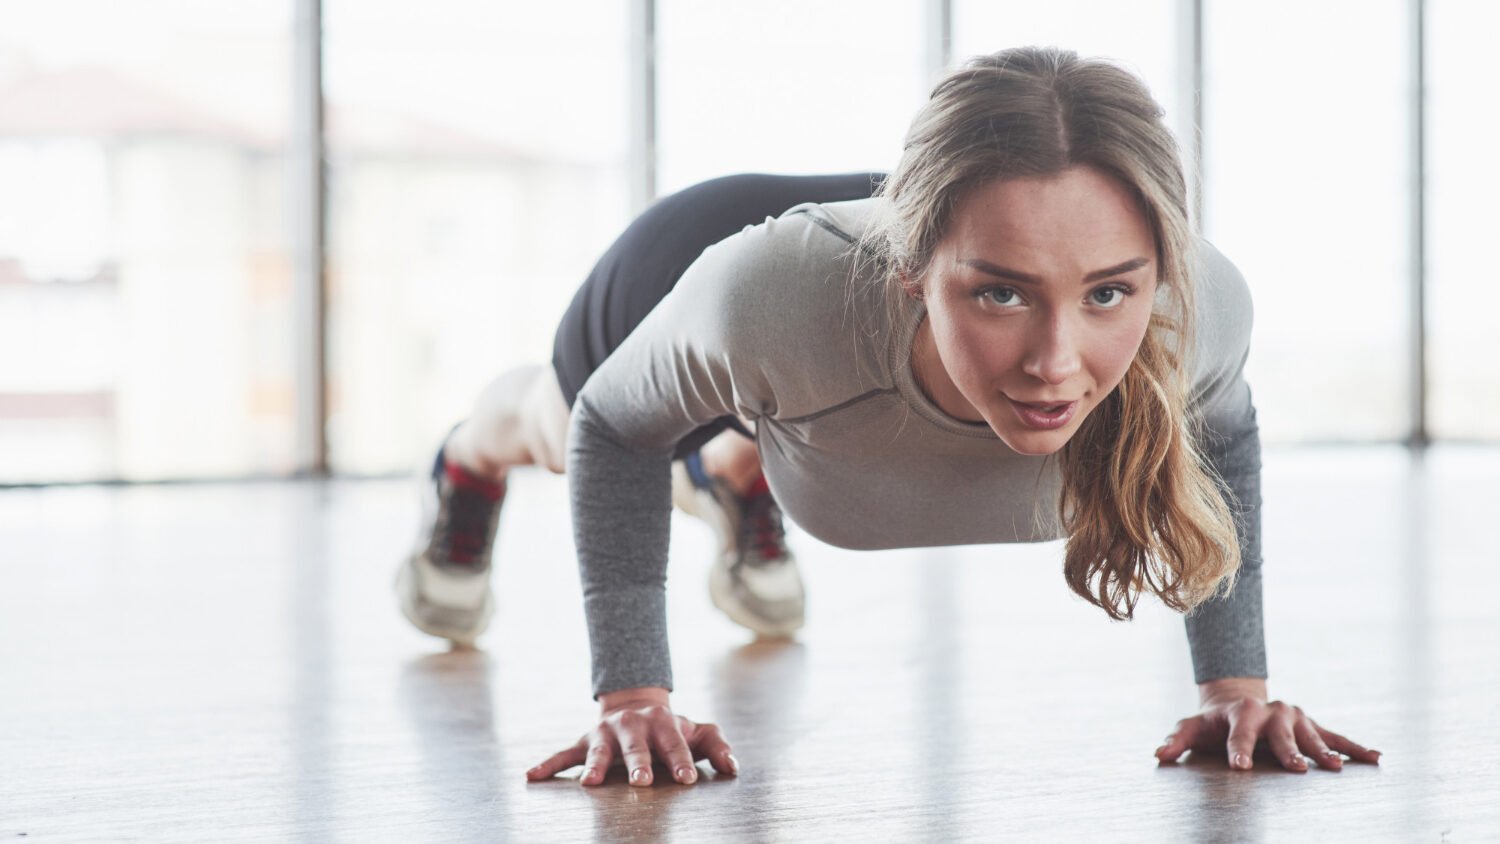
[739, 474, 785, 560]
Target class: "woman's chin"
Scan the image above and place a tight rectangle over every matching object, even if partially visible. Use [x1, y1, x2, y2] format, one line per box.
[991, 420, 1077, 456]
[1002, 436, 1066, 457]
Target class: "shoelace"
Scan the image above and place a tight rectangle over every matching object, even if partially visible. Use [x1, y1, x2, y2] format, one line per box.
[438, 473, 504, 567]
[737, 489, 787, 564]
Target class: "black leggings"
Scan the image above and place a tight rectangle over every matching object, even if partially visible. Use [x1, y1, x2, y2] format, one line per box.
[550, 172, 884, 459]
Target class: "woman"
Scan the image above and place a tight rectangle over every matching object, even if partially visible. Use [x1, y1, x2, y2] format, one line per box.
[400, 47, 1381, 787]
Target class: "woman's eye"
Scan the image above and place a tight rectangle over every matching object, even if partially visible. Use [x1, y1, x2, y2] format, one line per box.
[1090, 285, 1131, 308]
[977, 284, 1133, 309]
[981, 287, 1020, 306]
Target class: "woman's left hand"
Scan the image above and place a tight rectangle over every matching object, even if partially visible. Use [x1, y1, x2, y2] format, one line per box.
[1154, 677, 1382, 772]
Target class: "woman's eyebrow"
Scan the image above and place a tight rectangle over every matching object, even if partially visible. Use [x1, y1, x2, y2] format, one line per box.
[960, 256, 1150, 285]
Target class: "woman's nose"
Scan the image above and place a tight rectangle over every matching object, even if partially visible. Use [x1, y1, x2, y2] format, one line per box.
[1020, 317, 1082, 385]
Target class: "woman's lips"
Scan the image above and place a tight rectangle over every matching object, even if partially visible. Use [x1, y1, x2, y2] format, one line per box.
[1007, 397, 1078, 430]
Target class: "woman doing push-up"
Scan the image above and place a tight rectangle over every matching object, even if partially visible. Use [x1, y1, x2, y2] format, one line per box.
[397, 46, 1382, 787]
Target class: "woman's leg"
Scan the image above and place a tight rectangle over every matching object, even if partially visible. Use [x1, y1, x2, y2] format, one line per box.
[697, 423, 761, 496]
[672, 409, 804, 638]
[396, 365, 569, 646]
[406, 173, 883, 645]
[444, 363, 571, 480]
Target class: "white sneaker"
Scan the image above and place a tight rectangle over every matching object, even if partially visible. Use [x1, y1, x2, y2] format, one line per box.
[672, 453, 805, 637]
[395, 443, 505, 647]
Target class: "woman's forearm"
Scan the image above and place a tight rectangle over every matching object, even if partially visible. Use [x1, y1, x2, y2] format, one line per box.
[568, 399, 679, 700]
[1183, 386, 1268, 680]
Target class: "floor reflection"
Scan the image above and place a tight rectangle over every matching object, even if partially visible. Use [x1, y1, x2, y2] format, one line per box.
[7, 446, 1478, 838]
[916, 552, 963, 839]
[398, 648, 508, 835]
[290, 483, 333, 841]
[683, 638, 809, 844]
[1175, 751, 1267, 843]
[1397, 449, 1434, 834]
[582, 768, 688, 844]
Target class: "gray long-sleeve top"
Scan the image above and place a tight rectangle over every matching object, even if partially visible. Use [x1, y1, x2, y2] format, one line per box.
[568, 198, 1266, 699]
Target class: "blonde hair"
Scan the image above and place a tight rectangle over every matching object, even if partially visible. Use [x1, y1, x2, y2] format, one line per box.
[859, 46, 1243, 620]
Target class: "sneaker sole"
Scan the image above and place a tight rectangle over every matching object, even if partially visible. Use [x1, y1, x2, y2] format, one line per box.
[708, 557, 804, 638]
[395, 553, 494, 647]
[676, 462, 804, 637]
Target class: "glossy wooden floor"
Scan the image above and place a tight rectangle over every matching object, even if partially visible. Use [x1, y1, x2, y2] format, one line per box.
[3, 445, 1498, 842]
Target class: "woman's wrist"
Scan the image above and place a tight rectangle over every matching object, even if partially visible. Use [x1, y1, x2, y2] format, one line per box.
[1198, 676, 1268, 705]
[598, 686, 671, 710]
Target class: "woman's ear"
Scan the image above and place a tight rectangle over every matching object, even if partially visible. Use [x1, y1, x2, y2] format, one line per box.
[899, 271, 924, 301]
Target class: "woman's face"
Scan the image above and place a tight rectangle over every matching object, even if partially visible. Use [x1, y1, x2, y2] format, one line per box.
[911, 165, 1160, 456]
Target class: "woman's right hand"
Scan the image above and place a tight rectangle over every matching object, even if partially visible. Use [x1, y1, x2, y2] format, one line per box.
[525, 686, 739, 786]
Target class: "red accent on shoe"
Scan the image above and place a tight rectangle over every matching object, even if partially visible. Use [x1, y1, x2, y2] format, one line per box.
[741, 474, 785, 559]
[444, 458, 506, 501]
[753, 530, 785, 560]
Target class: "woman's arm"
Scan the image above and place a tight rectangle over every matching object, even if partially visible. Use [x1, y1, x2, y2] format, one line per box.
[526, 234, 763, 786]
[1155, 243, 1381, 773]
[530, 211, 848, 786]
[563, 206, 857, 700]
[1180, 241, 1268, 685]
[566, 400, 680, 696]
[1182, 386, 1268, 684]
[562, 218, 795, 699]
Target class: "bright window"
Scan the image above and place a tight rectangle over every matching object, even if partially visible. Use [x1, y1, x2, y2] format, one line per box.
[1427, 0, 1500, 440]
[322, 0, 631, 473]
[0, 0, 297, 482]
[655, 0, 926, 194]
[2, 3, 1490, 486]
[1204, 0, 1410, 443]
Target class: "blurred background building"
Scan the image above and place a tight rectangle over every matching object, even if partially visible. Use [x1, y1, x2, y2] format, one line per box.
[0, 0, 1494, 484]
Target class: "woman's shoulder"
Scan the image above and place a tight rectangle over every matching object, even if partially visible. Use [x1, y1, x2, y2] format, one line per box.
[1195, 239, 1254, 337]
[663, 197, 895, 417]
[686, 196, 882, 281]
[1188, 239, 1256, 416]
[778, 196, 884, 244]
[675, 195, 884, 316]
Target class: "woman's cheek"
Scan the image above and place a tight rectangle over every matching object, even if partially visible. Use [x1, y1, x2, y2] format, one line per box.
[1098, 326, 1148, 389]
[949, 324, 1012, 387]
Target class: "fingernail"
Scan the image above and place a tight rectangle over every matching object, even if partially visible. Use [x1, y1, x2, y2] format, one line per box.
[1291, 755, 1306, 767]
[630, 767, 649, 785]
[676, 765, 697, 783]
[1234, 753, 1249, 769]
[728, 754, 740, 774]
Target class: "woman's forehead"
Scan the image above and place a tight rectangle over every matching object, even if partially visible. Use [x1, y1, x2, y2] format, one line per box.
[937, 170, 1156, 277]
[947, 167, 1151, 242]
